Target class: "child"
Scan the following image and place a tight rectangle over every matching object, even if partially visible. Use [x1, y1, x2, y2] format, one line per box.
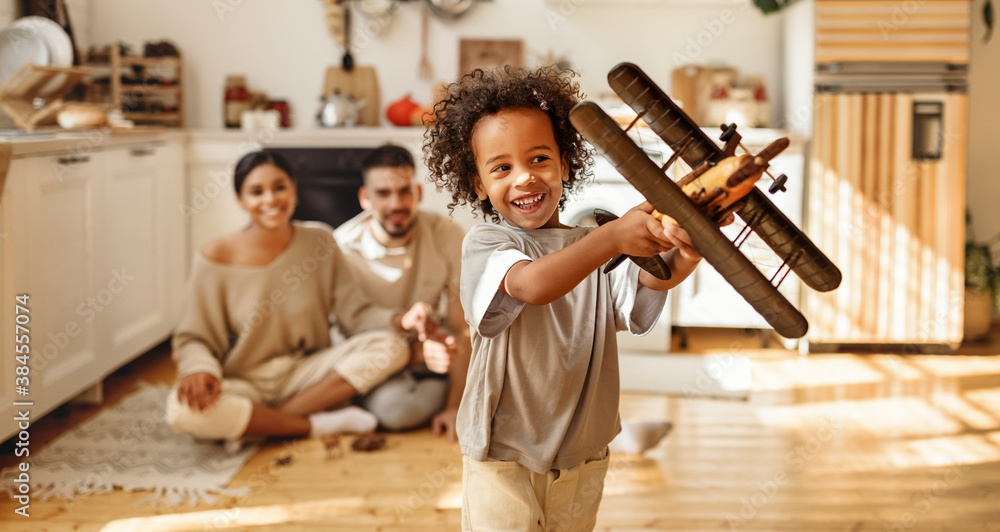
[425, 65, 706, 531]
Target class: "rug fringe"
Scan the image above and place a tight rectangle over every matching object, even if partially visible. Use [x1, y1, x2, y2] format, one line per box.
[4, 479, 117, 502]
[133, 485, 251, 508]
[0, 384, 257, 508]
[3, 478, 250, 508]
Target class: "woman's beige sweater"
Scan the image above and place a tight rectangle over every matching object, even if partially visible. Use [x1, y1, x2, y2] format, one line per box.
[171, 221, 395, 381]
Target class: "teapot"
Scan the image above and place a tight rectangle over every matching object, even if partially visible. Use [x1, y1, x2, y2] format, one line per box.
[316, 90, 367, 127]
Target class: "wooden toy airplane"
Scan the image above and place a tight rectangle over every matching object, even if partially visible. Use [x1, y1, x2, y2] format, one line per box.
[569, 62, 842, 339]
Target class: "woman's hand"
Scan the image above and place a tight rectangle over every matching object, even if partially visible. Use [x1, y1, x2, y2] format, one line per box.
[176, 372, 221, 412]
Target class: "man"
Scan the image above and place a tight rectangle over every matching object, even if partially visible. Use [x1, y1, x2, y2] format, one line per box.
[335, 144, 470, 441]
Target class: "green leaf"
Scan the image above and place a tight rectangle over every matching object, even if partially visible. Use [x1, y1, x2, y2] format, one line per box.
[993, 273, 1000, 311]
[754, 0, 788, 14]
[966, 243, 995, 293]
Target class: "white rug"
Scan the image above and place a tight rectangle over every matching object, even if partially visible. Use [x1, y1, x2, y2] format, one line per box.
[1, 384, 255, 507]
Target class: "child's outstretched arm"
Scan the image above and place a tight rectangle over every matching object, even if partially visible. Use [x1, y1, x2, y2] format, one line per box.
[638, 207, 738, 291]
[501, 203, 681, 305]
[640, 221, 703, 291]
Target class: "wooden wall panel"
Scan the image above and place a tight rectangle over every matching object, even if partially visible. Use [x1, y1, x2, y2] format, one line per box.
[816, 0, 971, 63]
[806, 92, 966, 347]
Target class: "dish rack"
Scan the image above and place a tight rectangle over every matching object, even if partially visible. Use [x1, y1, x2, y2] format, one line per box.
[0, 63, 92, 130]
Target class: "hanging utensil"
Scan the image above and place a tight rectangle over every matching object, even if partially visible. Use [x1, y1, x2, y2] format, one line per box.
[423, 0, 476, 21]
[418, 10, 432, 80]
[984, 0, 994, 43]
[342, 1, 354, 71]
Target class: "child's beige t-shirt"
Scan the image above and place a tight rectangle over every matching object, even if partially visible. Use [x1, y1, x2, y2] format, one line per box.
[457, 222, 667, 474]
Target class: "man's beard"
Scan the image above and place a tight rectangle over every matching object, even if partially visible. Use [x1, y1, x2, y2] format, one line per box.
[378, 211, 416, 239]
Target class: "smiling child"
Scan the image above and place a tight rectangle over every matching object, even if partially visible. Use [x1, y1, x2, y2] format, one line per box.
[425, 66, 704, 531]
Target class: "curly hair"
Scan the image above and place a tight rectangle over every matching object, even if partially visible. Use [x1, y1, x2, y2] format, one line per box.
[423, 65, 593, 222]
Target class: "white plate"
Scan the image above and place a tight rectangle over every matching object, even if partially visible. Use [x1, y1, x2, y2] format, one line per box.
[0, 23, 50, 89]
[12, 17, 73, 95]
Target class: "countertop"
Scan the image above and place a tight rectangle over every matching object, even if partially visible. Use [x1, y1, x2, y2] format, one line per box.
[186, 126, 427, 146]
[0, 128, 187, 158]
[0, 125, 802, 158]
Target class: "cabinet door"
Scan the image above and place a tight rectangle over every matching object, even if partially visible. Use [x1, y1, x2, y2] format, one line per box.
[186, 162, 249, 260]
[0, 154, 104, 434]
[99, 143, 184, 369]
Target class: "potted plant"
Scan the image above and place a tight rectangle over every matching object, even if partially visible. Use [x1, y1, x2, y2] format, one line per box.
[965, 212, 1000, 341]
[753, 0, 792, 14]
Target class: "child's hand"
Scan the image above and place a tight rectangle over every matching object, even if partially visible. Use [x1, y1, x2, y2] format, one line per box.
[611, 202, 676, 257]
[659, 210, 735, 261]
[661, 221, 700, 261]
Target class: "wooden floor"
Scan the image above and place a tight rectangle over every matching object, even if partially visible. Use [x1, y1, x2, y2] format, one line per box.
[2, 327, 1000, 531]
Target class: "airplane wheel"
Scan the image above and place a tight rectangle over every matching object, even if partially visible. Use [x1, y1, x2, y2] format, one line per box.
[769, 174, 788, 194]
[719, 123, 738, 142]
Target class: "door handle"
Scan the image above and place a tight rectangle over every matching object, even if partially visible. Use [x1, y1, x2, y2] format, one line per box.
[56, 155, 90, 165]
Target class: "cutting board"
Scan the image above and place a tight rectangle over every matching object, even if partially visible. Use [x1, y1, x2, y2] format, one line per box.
[323, 66, 380, 126]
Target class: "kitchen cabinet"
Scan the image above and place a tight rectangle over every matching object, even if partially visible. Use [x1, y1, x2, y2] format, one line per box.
[804, 92, 967, 350]
[784, 0, 970, 351]
[99, 143, 186, 368]
[0, 136, 186, 442]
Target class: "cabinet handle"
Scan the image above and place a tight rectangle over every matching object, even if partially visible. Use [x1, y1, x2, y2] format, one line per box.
[130, 148, 155, 157]
[56, 155, 91, 165]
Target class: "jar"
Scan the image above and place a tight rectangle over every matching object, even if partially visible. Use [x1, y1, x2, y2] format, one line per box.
[224, 75, 250, 129]
[267, 99, 291, 128]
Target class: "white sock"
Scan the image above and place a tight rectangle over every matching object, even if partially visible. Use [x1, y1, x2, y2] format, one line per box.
[222, 436, 260, 455]
[609, 420, 673, 455]
[223, 438, 245, 455]
[308, 406, 378, 438]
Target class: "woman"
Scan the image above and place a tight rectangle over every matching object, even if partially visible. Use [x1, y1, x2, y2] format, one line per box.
[166, 151, 432, 444]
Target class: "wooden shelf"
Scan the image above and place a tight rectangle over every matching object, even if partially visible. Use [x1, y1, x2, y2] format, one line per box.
[121, 85, 180, 95]
[83, 56, 180, 68]
[123, 112, 181, 121]
[118, 56, 180, 67]
[83, 46, 185, 128]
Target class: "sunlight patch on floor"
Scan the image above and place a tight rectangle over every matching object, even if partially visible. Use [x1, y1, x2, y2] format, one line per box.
[100, 497, 367, 531]
[752, 355, 900, 390]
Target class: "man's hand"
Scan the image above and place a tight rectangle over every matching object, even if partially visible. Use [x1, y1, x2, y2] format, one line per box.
[431, 406, 459, 442]
[176, 372, 221, 412]
[422, 332, 457, 374]
[400, 301, 439, 341]
[408, 332, 457, 373]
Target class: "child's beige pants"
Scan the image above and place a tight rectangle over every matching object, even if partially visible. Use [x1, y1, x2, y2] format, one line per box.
[462, 448, 610, 531]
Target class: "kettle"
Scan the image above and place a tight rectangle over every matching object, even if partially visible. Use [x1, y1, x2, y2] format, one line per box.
[316, 90, 367, 127]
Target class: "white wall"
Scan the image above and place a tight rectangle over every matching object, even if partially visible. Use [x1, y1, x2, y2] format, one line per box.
[968, 0, 1000, 244]
[87, 0, 784, 129]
